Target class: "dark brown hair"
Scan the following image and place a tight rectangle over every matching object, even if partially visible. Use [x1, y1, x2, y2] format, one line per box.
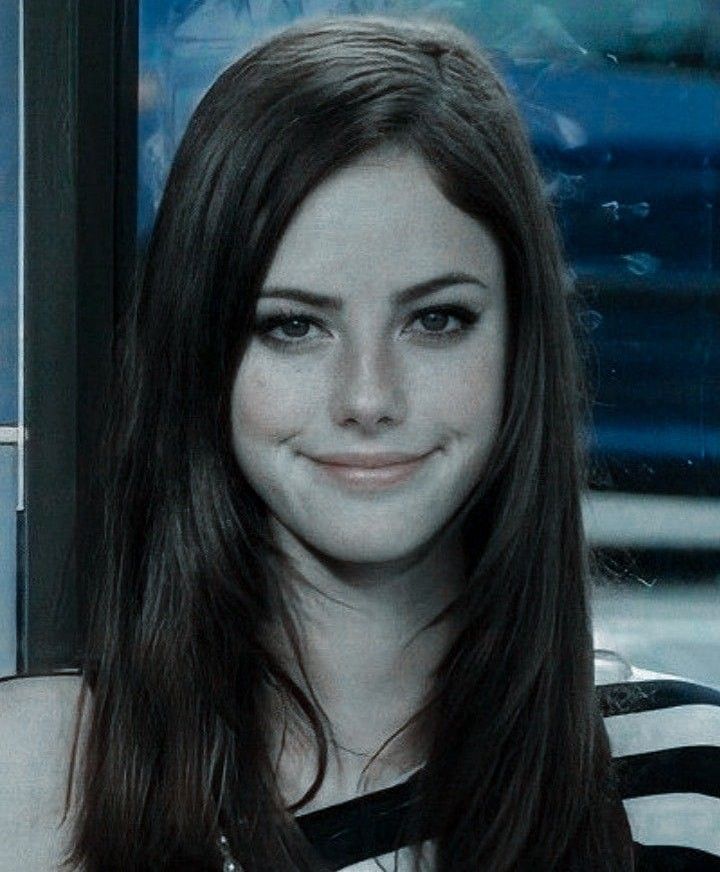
[59, 13, 634, 871]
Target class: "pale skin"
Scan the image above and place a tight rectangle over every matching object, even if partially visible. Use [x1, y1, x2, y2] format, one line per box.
[230, 144, 509, 816]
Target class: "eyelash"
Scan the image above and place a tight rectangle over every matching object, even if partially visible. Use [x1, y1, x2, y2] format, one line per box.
[253, 303, 480, 350]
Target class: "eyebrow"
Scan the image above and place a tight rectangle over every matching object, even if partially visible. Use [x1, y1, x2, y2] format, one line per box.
[259, 271, 490, 310]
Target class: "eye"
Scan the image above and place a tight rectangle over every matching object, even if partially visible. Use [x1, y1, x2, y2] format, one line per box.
[253, 310, 324, 345]
[253, 303, 480, 349]
[406, 304, 479, 340]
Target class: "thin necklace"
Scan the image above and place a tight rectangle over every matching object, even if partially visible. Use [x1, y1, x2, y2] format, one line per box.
[217, 831, 241, 871]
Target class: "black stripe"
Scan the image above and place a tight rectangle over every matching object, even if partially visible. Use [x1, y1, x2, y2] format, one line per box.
[295, 774, 423, 869]
[597, 680, 720, 717]
[614, 745, 720, 800]
[634, 842, 720, 871]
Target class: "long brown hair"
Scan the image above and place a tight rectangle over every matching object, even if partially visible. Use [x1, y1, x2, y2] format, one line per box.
[59, 14, 634, 871]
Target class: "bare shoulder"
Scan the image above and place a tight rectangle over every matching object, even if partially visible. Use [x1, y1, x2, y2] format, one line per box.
[0, 671, 86, 871]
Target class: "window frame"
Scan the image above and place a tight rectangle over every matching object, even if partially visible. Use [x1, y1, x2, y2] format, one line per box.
[19, 0, 138, 672]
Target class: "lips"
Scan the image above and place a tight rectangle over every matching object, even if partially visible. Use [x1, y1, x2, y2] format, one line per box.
[303, 449, 437, 491]
[307, 450, 433, 468]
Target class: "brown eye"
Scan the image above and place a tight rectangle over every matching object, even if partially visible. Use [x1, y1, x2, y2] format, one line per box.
[408, 304, 479, 339]
[419, 311, 451, 332]
[276, 317, 312, 338]
[254, 311, 322, 344]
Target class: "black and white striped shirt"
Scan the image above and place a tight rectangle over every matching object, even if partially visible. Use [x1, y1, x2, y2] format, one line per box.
[2, 664, 717, 869]
[293, 662, 720, 871]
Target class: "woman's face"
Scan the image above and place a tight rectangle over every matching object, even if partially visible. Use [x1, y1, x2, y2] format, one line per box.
[230, 147, 508, 564]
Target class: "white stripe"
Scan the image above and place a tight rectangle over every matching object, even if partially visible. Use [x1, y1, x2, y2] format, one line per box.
[594, 650, 634, 685]
[594, 658, 716, 688]
[627, 665, 718, 689]
[581, 491, 720, 549]
[623, 793, 720, 855]
[605, 704, 720, 757]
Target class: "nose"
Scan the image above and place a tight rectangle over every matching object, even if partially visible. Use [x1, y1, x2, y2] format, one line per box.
[331, 336, 406, 431]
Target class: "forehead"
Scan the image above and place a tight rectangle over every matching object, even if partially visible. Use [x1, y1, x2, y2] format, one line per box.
[263, 147, 505, 297]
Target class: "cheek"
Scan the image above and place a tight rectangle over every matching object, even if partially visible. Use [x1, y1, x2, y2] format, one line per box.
[230, 351, 311, 444]
[428, 341, 506, 438]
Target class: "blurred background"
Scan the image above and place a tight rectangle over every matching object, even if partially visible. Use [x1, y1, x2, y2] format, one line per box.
[1, 1, 718, 684]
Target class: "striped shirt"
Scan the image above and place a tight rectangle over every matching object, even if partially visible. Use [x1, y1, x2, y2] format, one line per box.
[293, 661, 720, 871]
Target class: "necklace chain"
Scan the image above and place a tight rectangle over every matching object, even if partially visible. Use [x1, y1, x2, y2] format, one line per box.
[217, 831, 242, 871]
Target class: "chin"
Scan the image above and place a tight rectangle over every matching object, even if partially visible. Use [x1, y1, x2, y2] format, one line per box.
[305, 524, 442, 567]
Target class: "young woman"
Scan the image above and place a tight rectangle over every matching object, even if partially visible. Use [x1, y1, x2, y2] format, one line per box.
[35, 13, 718, 872]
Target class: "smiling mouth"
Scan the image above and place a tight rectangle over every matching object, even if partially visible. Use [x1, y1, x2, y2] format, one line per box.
[306, 449, 435, 468]
[304, 451, 436, 490]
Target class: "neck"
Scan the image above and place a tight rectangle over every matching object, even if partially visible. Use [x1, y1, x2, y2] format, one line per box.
[263, 519, 464, 802]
